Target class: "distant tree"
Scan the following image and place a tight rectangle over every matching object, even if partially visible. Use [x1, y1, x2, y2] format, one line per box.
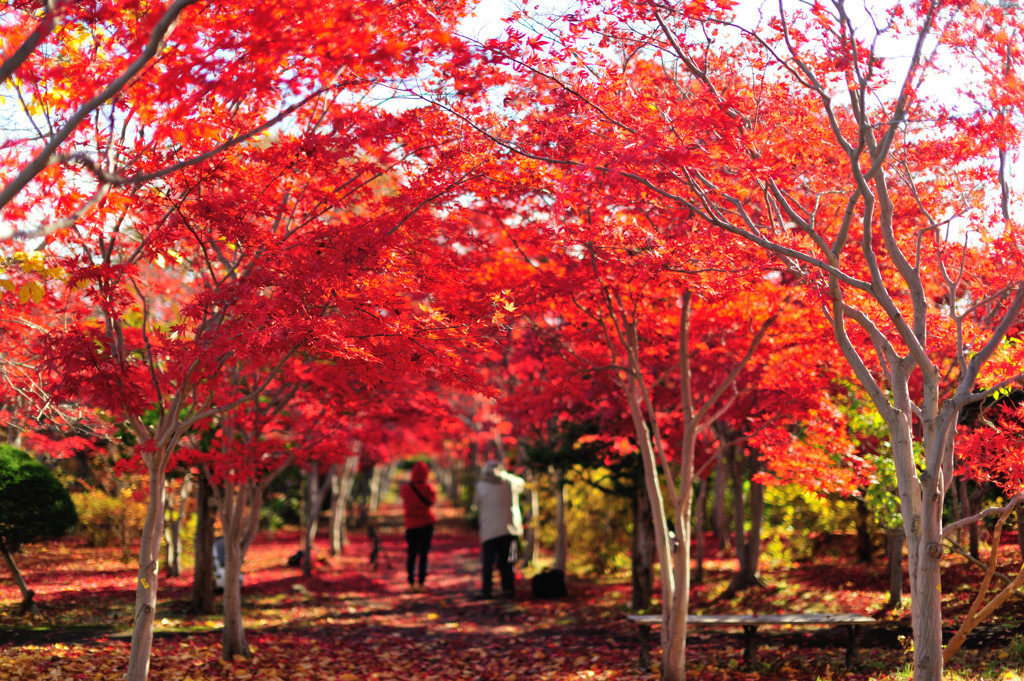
[0, 444, 78, 615]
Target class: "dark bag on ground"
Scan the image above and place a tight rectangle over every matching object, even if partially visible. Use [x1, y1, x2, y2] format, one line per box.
[531, 568, 567, 599]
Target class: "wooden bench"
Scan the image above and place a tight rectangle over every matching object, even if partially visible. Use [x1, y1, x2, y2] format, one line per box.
[626, 612, 876, 669]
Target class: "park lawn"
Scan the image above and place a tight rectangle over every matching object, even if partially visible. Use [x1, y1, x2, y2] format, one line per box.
[1, 517, 1023, 681]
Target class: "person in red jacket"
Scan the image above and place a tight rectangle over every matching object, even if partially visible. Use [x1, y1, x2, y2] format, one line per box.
[399, 461, 437, 590]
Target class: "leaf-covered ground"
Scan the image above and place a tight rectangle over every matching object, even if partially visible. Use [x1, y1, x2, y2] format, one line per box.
[2, 509, 1023, 680]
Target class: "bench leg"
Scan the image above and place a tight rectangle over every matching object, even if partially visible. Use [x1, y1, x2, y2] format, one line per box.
[742, 625, 758, 667]
[636, 624, 652, 671]
[845, 625, 862, 668]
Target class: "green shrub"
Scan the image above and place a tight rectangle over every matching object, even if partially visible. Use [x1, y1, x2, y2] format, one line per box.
[0, 445, 78, 551]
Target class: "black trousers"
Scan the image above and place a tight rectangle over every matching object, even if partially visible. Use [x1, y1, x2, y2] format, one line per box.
[481, 534, 517, 596]
[405, 524, 434, 585]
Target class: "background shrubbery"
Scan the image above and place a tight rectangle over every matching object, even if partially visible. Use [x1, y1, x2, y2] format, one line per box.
[533, 466, 633, 576]
[72, 476, 149, 559]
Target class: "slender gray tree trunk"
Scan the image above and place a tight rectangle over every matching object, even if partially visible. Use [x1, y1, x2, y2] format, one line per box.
[959, 479, 979, 559]
[740, 472, 765, 587]
[727, 443, 746, 565]
[1017, 508, 1024, 560]
[886, 529, 904, 608]
[191, 472, 216, 614]
[219, 480, 251, 660]
[522, 471, 540, 567]
[302, 463, 335, 577]
[330, 456, 359, 556]
[214, 456, 290, 660]
[1, 545, 39, 615]
[712, 456, 728, 544]
[693, 476, 708, 584]
[855, 499, 872, 563]
[553, 468, 567, 571]
[164, 475, 192, 577]
[125, 463, 167, 681]
[631, 479, 655, 611]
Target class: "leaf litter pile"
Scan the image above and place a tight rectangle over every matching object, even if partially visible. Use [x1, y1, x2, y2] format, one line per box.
[2, 512, 1024, 680]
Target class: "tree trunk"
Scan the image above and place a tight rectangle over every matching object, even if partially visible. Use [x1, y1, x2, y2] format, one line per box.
[727, 442, 744, 561]
[891, 406, 945, 681]
[725, 442, 748, 580]
[740, 471, 765, 587]
[219, 482, 252, 660]
[214, 458, 289, 661]
[368, 463, 394, 512]
[631, 479, 655, 611]
[438, 444, 460, 502]
[693, 475, 708, 584]
[624, 381, 676, 680]
[163, 475, 192, 578]
[714, 430, 765, 597]
[959, 479, 979, 559]
[220, 531, 249, 659]
[164, 520, 182, 578]
[885, 529, 904, 608]
[856, 498, 872, 563]
[712, 455, 728, 544]
[302, 463, 335, 577]
[1017, 508, 1024, 560]
[1, 544, 39, 616]
[906, 526, 944, 681]
[191, 472, 216, 615]
[329, 456, 359, 556]
[662, 462, 696, 681]
[125, 463, 167, 681]
[522, 471, 540, 567]
[968, 484, 989, 558]
[553, 467, 567, 572]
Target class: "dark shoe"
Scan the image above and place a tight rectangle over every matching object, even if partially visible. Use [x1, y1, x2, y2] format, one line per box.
[471, 591, 494, 600]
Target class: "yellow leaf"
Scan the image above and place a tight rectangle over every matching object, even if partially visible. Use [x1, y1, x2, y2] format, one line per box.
[17, 282, 43, 304]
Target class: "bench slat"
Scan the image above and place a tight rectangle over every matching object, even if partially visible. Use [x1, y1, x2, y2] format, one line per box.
[627, 613, 875, 626]
[625, 611, 875, 671]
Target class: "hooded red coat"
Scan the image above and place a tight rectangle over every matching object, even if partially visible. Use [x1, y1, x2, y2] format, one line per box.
[400, 461, 437, 530]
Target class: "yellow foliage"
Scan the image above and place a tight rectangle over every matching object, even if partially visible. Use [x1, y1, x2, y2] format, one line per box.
[17, 281, 44, 304]
[72, 477, 149, 559]
[534, 466, 632, 576]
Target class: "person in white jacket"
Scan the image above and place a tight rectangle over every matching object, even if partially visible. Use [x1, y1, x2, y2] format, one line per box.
[473, 460, 526, 599]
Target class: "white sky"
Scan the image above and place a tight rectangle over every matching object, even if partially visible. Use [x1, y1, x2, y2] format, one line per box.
[459, 0, 515, 40]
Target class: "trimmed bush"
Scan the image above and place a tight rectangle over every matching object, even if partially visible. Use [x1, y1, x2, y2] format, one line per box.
[0, 445, 78, 551]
